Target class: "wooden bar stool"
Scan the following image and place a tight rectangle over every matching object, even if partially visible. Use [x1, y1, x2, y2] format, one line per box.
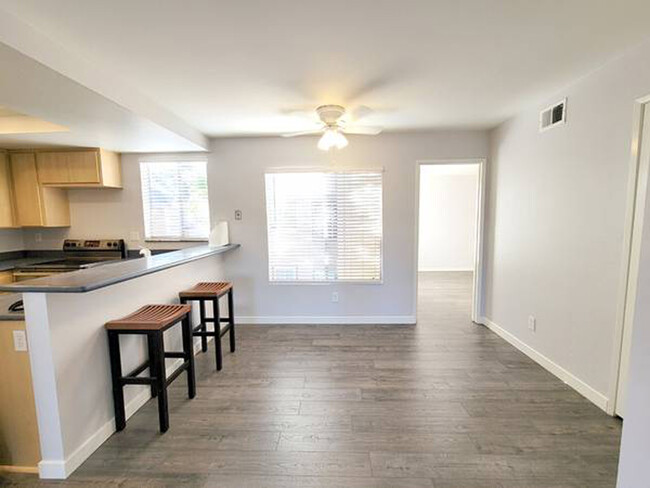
[179, 282, 235, 371]
[105, 304, 195, 433]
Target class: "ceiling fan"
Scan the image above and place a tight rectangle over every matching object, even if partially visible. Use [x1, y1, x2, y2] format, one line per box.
[281, 104, 383, 151]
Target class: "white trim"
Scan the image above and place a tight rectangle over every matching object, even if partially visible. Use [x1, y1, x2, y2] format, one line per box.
[37, 341, 207, 479]
[135, 152, 208, 162]
[264, 166, 385, 174]
[238, 315, 416, 325]
[481, 317, 609, 412]
[39, 386, 152, 479]
[609, 97, 650, 416]
[418, 267, 474, 272]
[414, 158, 487, 323]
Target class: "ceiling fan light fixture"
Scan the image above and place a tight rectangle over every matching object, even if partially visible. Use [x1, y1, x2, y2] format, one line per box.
[318, 128, 348, 151]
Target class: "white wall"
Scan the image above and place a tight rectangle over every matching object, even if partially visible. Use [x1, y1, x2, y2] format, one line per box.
[0, 228, 23, 252]
[17, 131, 488, 322]
[210, 131, 488, 323]
[418, 165, 478, 271]
[484, 39, 650, 414]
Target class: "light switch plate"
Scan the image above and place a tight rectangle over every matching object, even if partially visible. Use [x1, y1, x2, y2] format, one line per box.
[234, 210, 243, 221]
[13, 330, 28, 352]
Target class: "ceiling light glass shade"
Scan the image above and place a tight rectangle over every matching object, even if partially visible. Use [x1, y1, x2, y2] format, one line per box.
[318, 128, 349, 151]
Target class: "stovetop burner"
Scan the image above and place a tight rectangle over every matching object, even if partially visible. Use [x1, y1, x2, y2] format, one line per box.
[15, 239, 128, 272]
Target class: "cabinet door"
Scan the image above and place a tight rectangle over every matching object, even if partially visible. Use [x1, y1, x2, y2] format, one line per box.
[37, 151, 100, 184]
[35, 151, 70, 184]
[0, 321, 41, 468]
[9, 153, 70, 227]
[0, 153, 17, 228]
[66, 151, 100, 183]
[10, 153, 43, 226]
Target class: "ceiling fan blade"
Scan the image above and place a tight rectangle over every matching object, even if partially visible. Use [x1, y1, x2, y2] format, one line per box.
[342, 125, 383, 135]
[348, 105, 375, 122]
[281, 129, 323, 138]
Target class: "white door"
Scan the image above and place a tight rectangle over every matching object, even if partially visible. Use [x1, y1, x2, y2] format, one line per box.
[616, 103, 650, 417]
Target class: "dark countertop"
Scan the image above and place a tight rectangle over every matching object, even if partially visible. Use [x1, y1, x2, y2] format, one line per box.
[0, 252, 65, 272]
[0, 244, 239, 294]
[0, 293, 24, 321]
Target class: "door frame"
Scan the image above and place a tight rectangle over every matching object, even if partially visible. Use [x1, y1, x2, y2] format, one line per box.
[413, 158, 487, 323]
[609, 94, 650, 417]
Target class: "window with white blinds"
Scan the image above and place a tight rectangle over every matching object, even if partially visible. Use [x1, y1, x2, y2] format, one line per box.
[140, 161, 210, 241]
[265, 170, 383, 282]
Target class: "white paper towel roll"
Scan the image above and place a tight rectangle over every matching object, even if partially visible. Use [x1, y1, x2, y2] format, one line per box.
[209, 221, 230, 247]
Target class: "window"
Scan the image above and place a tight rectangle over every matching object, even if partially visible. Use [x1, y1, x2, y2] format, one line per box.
[140, 161, 210, 241]
[265, 170, 383, 282]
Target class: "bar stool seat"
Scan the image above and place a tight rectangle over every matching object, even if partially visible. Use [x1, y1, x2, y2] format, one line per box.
[106, 304, 192, 330]
[105, 304, 195, 433]
[179, 281, 236, 371]
[179, 282, 233, 299]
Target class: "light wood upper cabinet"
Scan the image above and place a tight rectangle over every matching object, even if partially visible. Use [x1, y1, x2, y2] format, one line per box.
[36, 149, 122, 188]
[0, 151, 18, 228]
[10, 152, 70, 227]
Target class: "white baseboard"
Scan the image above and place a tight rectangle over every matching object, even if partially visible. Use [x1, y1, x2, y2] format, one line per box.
[38, 385, 151, 479]
[480, 317, 609, 412]
[238, 315, 416, 325]
[38, 342, 207, 479]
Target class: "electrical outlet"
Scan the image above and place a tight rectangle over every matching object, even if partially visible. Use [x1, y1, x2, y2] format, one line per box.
[13, 330, 28, 352]
[129, 231, 141, 241]
[234, 210, 243, 221]
[528, 315, 536, 332]
[331, 292, 339, 303]
[34, 233, 42, 242]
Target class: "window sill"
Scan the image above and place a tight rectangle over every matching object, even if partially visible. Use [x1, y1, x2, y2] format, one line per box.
[269, 280, 384, 285]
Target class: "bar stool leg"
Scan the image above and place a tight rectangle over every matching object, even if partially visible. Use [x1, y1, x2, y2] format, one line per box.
[147, 335, 158, 398]
[228, 288, 236, 353]
[107, 330, 126, 431]
[151, 331, 169, 433]
[213, 298, 223, 371]
[181, 314, 196, 399]
[199, 299, 208, 352]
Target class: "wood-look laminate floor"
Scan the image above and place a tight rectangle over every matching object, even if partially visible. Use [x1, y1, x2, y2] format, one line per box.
[2, 272, 622, 487]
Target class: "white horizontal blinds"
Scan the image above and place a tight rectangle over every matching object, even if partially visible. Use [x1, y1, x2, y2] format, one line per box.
[140, 161, 210, 241]
[265, 170, 382, 282]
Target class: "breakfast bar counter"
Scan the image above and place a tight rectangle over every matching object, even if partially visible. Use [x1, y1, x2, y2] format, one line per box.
[0, 244, 239, 293]
[0, 244, 239, 479]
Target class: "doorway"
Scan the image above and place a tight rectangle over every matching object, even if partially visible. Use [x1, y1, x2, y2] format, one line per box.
[612, 97, 650, 417]
[414, 159, 486, 324]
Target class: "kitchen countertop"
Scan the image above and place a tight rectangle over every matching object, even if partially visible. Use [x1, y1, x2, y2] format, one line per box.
[0, 293, 24, 321]
[0, 256, 62, 272]
[0, 244, 240, 294]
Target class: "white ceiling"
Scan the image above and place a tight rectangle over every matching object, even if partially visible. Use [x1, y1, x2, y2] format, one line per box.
[1, 0, 650, 146]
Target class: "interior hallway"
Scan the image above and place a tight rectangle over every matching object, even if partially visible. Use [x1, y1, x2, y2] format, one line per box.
[1, 272, 622, 488]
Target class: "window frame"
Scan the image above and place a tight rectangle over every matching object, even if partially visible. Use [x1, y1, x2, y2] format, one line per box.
[139, 158, 211, 243]
[263, 167, 384, 285]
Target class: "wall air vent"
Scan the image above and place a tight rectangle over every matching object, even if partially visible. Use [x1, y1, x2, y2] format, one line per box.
[539, 98, 567, 132]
